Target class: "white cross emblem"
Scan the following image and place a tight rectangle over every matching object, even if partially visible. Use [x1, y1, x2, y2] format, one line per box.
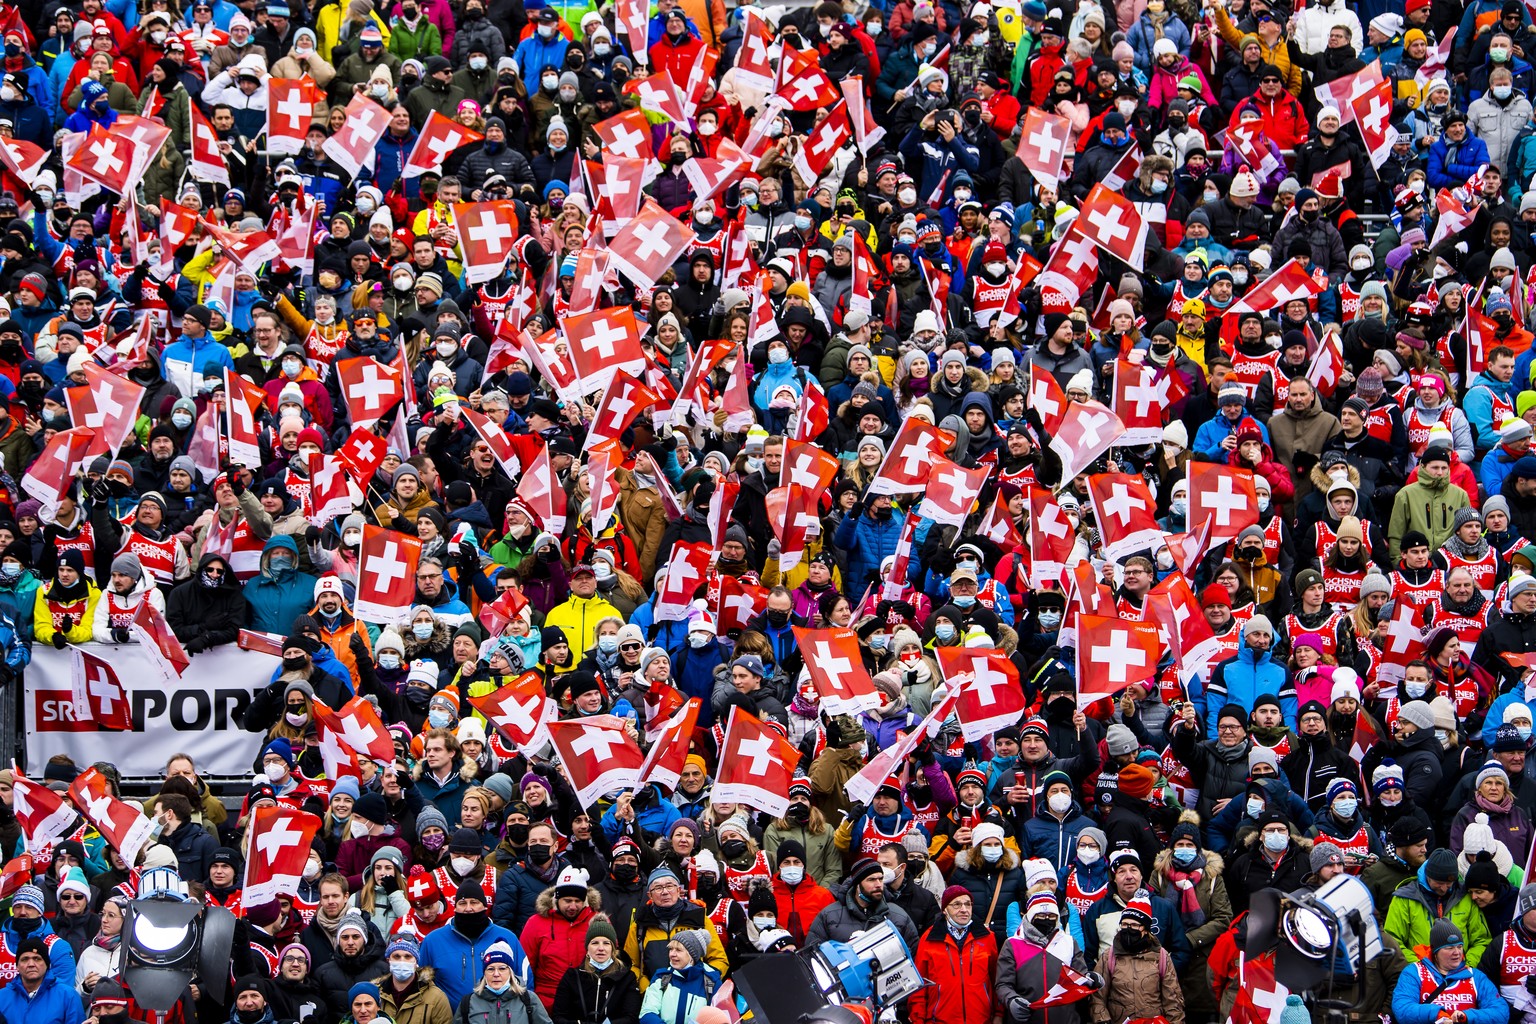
[407, 876, 434, 900]
[1102, 482, 1140, 525]
[1036, 501, 1069, 540]
[599, 173, 633, 202]
[83, 788, 115, 825]
[724, 589, 756, 620]
[582, 317, 628, 359]
[787, 455, 822, 491]
[631, 220, 675, 262]
[1385, 605, 1421, 654]
[1202, 474, 1248, 527]
[1026, 124, 1058, 165]
[969, 658, 1011, 705]
[1122, 371, 1160, 419]
[496, 692, 542, 735]
[1076, 410, 1113, 449]
[274, 89, 310, 131]
[85, 380, 123, 428]
[810, 121, 843, 156]
[86, 139, 123, 177]
[1360, 91, 1390, 136]
[734, 732, 776, 774]
[351, 362, 396, 411]
[1059, 234, 1098, 274]
[812, 640, 852, 679]
[346, 104, 387, 147]
[569, 724, 625, 762]
[1031, 378, 1062, 419]
[466, 209, 513, 257]
[664, 555, 701, 598]
[371, 539, 408, 590]
[606, 121, 646, 158]
[194, 121, 220, 153]
[788, 75, 821, 103]
[1086, 204, 1131, 245]
[256, 813, 304, 861]
[897, 441, 927, 477]
[352, 435, 379, 465]
[603, 390, 635, 432]
[934, 466, 969, 499]
[230, 392, 254, 435]
[1092, 629, 1148, 684]
[425, 128, 464, 167]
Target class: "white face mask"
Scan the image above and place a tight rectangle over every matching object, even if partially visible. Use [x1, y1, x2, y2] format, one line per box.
[264, 763, 287, 782]
[698, 122, 717, 135]
[780, 865, 805, 884]
[303, 860, 322, 880]
[753, 914, 776, 929]
[350, 818, 371, 839]
[980, 845, 1003, 863]
[1077, 846, 1100, 864]
[899, 188, 917, 205]
[436, 340, 458, 358]
[451, 855, 478, 874]
[1048, 791, 1071, 813]
[881, 866, 897, 884]
[985, 262, 1006, 276]
[542, 74, 558, 90]
[1351, 258, 1371, 272]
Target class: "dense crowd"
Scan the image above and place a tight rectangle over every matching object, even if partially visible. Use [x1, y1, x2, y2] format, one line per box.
[8, 0, 1536, 1022]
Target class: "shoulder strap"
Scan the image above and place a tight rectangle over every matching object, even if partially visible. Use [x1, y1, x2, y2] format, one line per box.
[985, 868, 1007, 925]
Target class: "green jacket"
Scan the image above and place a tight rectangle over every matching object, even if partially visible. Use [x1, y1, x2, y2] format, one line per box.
[1381, 874, 1490, 966]
[404, 77, 467, 128]
[387, 16, 442, 61]
[1387, 473, 1471, 561]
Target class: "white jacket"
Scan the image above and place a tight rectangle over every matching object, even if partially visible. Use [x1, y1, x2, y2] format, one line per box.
[91, 575, 167, 643]
[1294, 0, 1363, 54]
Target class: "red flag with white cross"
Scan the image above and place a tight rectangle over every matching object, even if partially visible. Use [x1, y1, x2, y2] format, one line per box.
[470, 672, 554, 752]
[563, 305, 648, 396]
[868, 418, 958, 496]
[453, 201, 521, 285]
[593, 109, 653, 161]
[266, 78, 324, 157]
[1230, 257, 1328, 314]
[354, 525, 421, 624]
[404, 111, 483, 178]
[1186, 463, 1259, 551]
[547, 715, 645, 807]
[937, 646, 1026, 742]
[1112, 359, 1167, 444]
[1049, 400, 1126, 483]
[639, 697, 702, 791]
[243, 805, 323, 905]
[1077, 184, 1149, 272]
[188, 101, 229, 186]
[917, 456, 990, 528]
[69, 765, 153, 865]
[796, 626, 880, 716]
[69, 648, 132, 731]
[322, 94, 390, 177]
[713, 706, 802, 816]
[1075, 614, 1161, 701]
[1086, 472, 1162, 563]
[1017, 108, 1071, 193]
[583, 370, 661, 451]
[608, 199, 694, 291]
[792, 102, 852, 188]
[12, 766, 77, 854]
[22, 427, 94, 516]
[66, 364, 143, 460]
[336, 356, 404, 430]
[656, 541, 713, 622]
[1028, 486, 1074, 587]
[308, 451, 355, 529]
[336, 427, 389, 483]
[716, 575, 769, 634]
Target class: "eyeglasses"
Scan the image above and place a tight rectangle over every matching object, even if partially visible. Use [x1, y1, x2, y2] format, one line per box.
[282, 955, 307, 964]
[416, 573, 443, 581]
[620, 642, 643, 651]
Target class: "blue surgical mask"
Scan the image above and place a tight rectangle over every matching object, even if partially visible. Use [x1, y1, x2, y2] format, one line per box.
[428, 709, 451, 729]
[953, 594, 976, 608]
[378, 653, 401, 670]
[1151, 179, 1168, 194]
[1038, 611, 1062, 630]
[413, 622, 434, 640]
[0, 563, 18, 581]
[1246, 796, 1263, 818]
[1333, 797, 1357, 819]
[935, 623, 956, 641]
[795, 215, 813, 232]
[1262, 830, 1288, 853]
[172, 412, 193, 429]
[870, 634, 889, 650]
[599, 636, 619, 653]
[1172, 847, 1196, 865]
[1520, 726, 1533, 743]
[980, 845, 1003, 863]
[1405, 679, 1429, 698]
[1170, 499, 1187, 517]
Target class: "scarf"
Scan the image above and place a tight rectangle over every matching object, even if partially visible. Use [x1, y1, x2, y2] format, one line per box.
[93, 931, 121, 951]
[313, 903, 346, 944]
[1164, 860, 1206, 925]
[1443, 530, 1490, 560]
[1476, 789, 1515, 815]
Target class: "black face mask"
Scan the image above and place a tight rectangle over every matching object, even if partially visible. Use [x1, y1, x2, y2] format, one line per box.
[1236, 546, 1262, 561]
[669, 152, 688, 167]
[506, 822, 530, 844]
[236, 1010, 266, 1024]
[281, 655, 308, 672]
[406, 688, 433, 710]
[787, 803, 810, 824]
[908, 782, 931, 803]
[767, 609, 790, 627]
[720, 839, 748, 859]
[872, 505, 894, 521]
[455, 910, 489, 938]
[612, 862, 640, 882]
[11, 917, 39, 935]
[1118, 928, 1151, 953]
[527, 843, 553, 864]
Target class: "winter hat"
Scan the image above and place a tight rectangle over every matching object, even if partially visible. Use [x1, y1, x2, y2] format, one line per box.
[1398, 701, 1436, 732]
[941, 884, 971, 909]
[1310, 843, 1345, 873]
[673, 929, 710, 963]
[1119, 890, 1154, 928]
[1118, 763, 1155, 800]
[1425, 847, 1460, 882]
[1105, 724, 1138, 757]
[1430, 918, 1464, 953]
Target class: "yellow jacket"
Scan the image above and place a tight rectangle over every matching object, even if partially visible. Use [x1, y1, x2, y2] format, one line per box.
[543, 592, 622, 656]
[314, 3, 391, 64]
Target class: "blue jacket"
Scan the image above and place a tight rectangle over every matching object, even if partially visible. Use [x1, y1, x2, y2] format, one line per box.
[1203, 645, 1297, 729]
[161, 330, 236, 381]
[1206, 776, 1316, 853]
[1022, 800, 1095, 871]
[639, 962, 723, 1024]
[1193, 411, 1269, 460]
[1465, 370, 1519, 451]
[0, 572, 39, 642]
[1127, 11, 1192, 71]
[0, 973, 84, 1024]
[601, 783, 682, 842]
[1080, 890, 1192, 969]
[898, 125, 982, 203]
[672, 641, 724, 723]
[244, 536, 320, 634]
[492, 855, 568, 933]
[370, 128, 421, 199]
[1428, 133, 1492, 189]
[833, 508, 904, 596]
[0, 924, 75, 993]
[1391, 958, 1507, 1024]
[418, 919, 529, 1008]
[512, 34, 570, 81]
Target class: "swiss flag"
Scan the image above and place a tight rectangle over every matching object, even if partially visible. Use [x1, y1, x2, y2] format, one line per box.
[1227, 122, 1280, 179]
[842, 76, 885, 152]
[405, 111, 483, 178]
[1075, 615, 1161, 701]
[1187, 463, 1259, 550]
[1230, 257, 1328, 314]
[791, 376, 832, 443]
[11, 767, 75, 854]
[564, 305, 648, 395]
[68, 765, 154, 865]
[1165, 514, 1215, 578]
[0, 136, 46, 187]
[130, 599, 190, 685]
[337, 356, 405, 430]
[612, 0, 647, 59]
[336, 427, 389, 483]
[477, 586, 530, 638]
[792, 102, 853, 188]
[0, 856, 30, 900]
[868, 417, 958, 496]
[656, 541, 713, 622]
[203, 219, 281, 273]
[1087, 472, 1161, 561]
[460, 405, 545, 480]
[307, 452, 353, 528]
[469, 671, 553, 751]
[733, 8, 774, 91]
[1017, 108, 1072, 192]
[453, 201, 521, 286]
[188, 101, 229, 186]
[68, 361, 144, 460]
[978, 488, 1023, 552]
[767, 483, 818, 573]
[1146, 572, 1223, 685]
[1030, 962, 1100, 1009]
[937, 646, 1026, 742]
[69, 647, 132, 731]
[328, 696, 395, 763]
[587, 438, 624, 534]
[713, 706, 801, 816]
[775, 44, 840, 111]
[608, 199, 694, 291]
[674, 337, 735, 422]
[1077, 184, 1149, 271]
[593, 110, 652, 161]
[547, 715, 645, 807]
[225, 368, 266, 468]
[159, 198, 199, 253]
[1101, 142, 1143, 193]
[1349, 708, 1380, 763]
[1028, 363, 1069, 435]
[1315, 59, 1385, 126]
[624, 73, 688, 124]
[1036, 224, 1100, 312]
[639, 697, 703, 791]
[917, 456, 990, 528]
[1464, 306, 1504, 374]
[1307, 328, 1347, 397]
[514, 440, 566, 535]
[1376, 597, 1425, 687]
[243, 804, 323, 905]
[1112, 359, 1167, 445]
[322, 94, 389, 177]
[110, 114, 172, 186]
[1231, 952, 1291, 1024]
[1050, 401, 1126, 485]
[883, 509, 921, 600]
[716, 575, 769, 633]
[1350, 79, 1395, 169]
[684, 137, 750, 203]
[308, 700, 364, 782]
[354, 525, 421, 624]
[66, 125, 139, 195]
[781, 438, 840, 501]
[266, 78, 324, 156]
[568, 248, 613, 317]
[21, 427, 95, 515]
[796, 626, 879, 715]
[707, 478, 741, 554]
[590, 156, 646, 230]
[584, 370, 660, 450]
[1028, 485, 1074, 587]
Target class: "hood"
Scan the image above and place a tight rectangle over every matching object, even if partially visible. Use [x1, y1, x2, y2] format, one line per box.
[259, 534, 301, 576]
[534, 886, 603, 915]
[1310, 462, 1362, 493]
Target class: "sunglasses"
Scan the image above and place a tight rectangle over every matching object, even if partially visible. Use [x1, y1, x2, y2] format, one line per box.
[1260, 76, 1281, 83]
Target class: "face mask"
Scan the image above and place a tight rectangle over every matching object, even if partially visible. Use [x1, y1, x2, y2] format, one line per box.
[390, 962, 415, 982]
[265, 763, 287, 782]
[1117, 100, 1137, 117]
[1521, 726, 1533, 742]
[1038, 610, 1062, 630]
[1351, 258, 1372, 272]
[689, 633, 710, 648]
[899, 188, 917, 205]
[721, 839, 749, 859]
[451, 856, 478, 874]
[1262, 830, 1288, 853]
[1204, 189, 1220, 204]
[1493, 46, 1511, 61]
[1246, 796, 1264, 818]
[1077, 846, 1100, 864]
[794, 215, 813, 232]
[981, 845, 1003, 863]
[1496, 84, 1515, 99]
[1151, 178, 1168, 195]
[560, 87, 578, 102]
[528, 843, 553, 864]
[746, 457, 763, 473]
[1333, 797, 1357, 819]
[283, 361, 302, 380]
[542, 74, 558, 90]
[285, 711, 308, 727]
[985, 261, 1007, 276]
[752, 914, 776, 931]
[413, 622, 434, 640]
[1048, 792, 1071, 814]
[393, 274, 413, 291]
[422, 832, 447, 851]
[953, 593, 977, 609]
[769, 347, 790, 364]
[428, 709, 451, 729]
[594, 41, 611, 54]
[1172, 846, 1197, 865]
[281, 654, 308, 672]
[538, 24, 555, 37]
[1170, 498, 1187, 517]
[436, 340, 458, 359]
[303, 860, 322, 880]
[1405, 679, 1428, 698]
[780, 864, 805, 884]
[695, 207, 714, 225]
[470, 56, 488, 71]
[350, 818, 371, 839]
[170, 410, 193, 429]
[1257, 495, 1270, 513]
[935, 623, 956, 641]
[1234, 269, 1250, 285]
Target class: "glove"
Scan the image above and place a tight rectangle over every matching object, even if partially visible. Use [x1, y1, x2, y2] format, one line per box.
[380, 875, 399, 894]
[845, 800, 867, 823]
[458, 541, 478, 573]
[305, 525, 322, 544]
[184, 635, 206, 655]
[1082, 972, 1104, 991]
[229, 471, 246, 496]
[1008, 997, 1032, 1024]
[0, 664, 14, 687]
[111, 627, 130, 644]
[89, 478, 110, 504]
[51, 631, 67, 650]
[350, 631, 371, 663]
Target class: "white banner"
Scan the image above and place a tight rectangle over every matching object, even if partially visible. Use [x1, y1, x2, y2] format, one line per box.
[26, 644, 278, 779]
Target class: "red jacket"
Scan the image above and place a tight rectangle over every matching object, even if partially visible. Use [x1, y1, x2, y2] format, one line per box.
[1231, 91, 1309, 152]
[983, 90, 1021, 139]
[772, 876, 834, 945]
[519, 897, 598, 1007]
[909, 921, 999, 1024]
[1027, 41, 1066, 106]
[648, 32, 705, 82]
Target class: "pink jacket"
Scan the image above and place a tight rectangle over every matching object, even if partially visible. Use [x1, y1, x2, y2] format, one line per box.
[1148, 57, 1216, 109]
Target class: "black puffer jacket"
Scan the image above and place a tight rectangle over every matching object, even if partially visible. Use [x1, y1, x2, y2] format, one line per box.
[164, 552, 247, 653]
